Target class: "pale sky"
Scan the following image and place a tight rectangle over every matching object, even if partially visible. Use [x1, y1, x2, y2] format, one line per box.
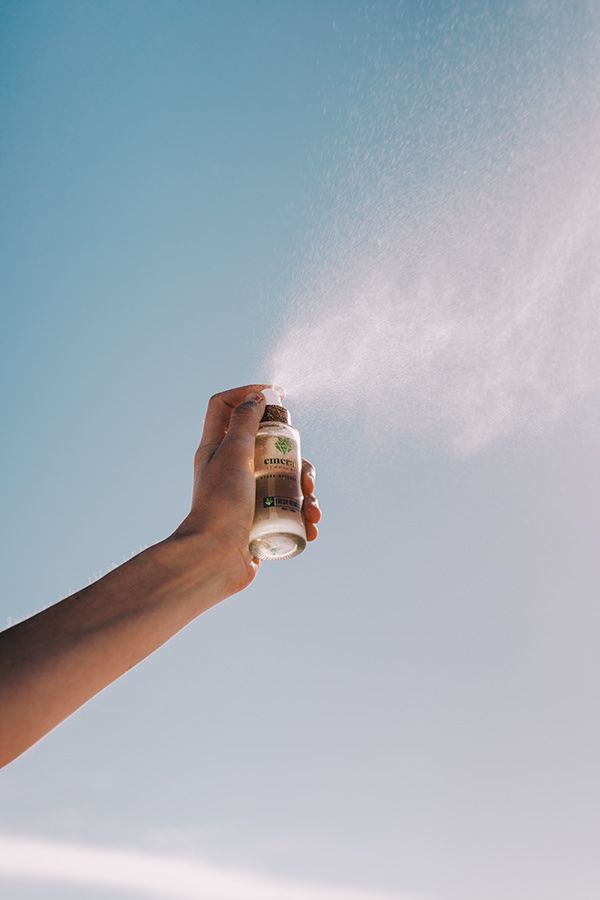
[2, 3, 600, 900]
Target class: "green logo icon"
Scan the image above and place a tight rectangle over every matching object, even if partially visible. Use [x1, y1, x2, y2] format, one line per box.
[264, 497, 275, 507]
[275, 437, 292, 455]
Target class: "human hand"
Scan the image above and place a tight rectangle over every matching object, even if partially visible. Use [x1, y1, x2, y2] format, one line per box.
[0, 385, 320, 767]
[171, 384, 321, 595]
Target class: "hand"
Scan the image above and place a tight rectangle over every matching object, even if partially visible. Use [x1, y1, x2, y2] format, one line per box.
[0, 384, 319, 767]
[171, 384, 321, 594]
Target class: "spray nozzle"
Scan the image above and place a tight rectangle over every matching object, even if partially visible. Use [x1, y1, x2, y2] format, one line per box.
[262, 386, 285, 407]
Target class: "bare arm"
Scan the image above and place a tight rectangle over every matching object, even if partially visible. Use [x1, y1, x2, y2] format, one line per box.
[0, 385, 321, 768]
[0, 533, 228, 767]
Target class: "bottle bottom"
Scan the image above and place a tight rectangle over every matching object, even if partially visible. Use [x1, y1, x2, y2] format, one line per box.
[249, 531, 306, 561]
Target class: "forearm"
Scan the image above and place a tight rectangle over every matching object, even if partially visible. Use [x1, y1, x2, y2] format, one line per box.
[0, 531, 229, 768]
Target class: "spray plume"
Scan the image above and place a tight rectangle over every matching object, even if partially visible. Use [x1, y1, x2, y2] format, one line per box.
[267, 5, 600, 455]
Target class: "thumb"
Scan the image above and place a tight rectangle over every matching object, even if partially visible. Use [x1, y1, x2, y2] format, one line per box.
[219, 391, 266, 465]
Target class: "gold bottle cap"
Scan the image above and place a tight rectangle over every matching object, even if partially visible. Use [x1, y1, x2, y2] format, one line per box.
[260, 386, 290, 424]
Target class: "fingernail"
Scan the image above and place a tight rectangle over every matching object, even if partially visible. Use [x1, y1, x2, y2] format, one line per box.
[242, 392, 264, 405]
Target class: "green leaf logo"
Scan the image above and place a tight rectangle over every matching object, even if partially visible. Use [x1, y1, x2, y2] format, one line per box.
[264, 497, 275, 507]
[275, 437, 292, 455]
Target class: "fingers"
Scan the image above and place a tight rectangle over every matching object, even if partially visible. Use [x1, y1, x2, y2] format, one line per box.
[301, 457, 321, 542]
[303, 497, 321, 523]
[302, 487, 321, 527]
[196, 384, 271, 468]
[305, 522, 319, 542]
[301, 458, 316, 495]
[217, 391, 266, 468]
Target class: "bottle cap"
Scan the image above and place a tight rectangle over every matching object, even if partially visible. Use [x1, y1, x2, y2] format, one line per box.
[260, 385, 291, 424]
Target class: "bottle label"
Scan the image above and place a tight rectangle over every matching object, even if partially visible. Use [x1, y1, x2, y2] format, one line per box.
[253, 434, 303, 524]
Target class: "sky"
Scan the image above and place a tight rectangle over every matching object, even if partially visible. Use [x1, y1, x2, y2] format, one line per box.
[1, 2, 600, 899]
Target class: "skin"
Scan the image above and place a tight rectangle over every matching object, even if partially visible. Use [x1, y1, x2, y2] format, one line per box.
[0, 384, 321, 768]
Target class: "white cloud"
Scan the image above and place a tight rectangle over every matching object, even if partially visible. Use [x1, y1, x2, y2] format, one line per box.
[0, 834, 419, 900]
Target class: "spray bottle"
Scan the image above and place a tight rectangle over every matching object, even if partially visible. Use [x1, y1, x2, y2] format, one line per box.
[249, 387, 307, 561]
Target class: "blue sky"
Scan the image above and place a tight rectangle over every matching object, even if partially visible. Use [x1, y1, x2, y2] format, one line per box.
[2, 3, 600, 899]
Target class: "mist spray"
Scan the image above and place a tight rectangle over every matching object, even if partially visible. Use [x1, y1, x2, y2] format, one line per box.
[249, 388, 307, 561]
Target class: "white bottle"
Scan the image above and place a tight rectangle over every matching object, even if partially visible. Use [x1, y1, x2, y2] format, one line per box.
[248, 388, 307, 561]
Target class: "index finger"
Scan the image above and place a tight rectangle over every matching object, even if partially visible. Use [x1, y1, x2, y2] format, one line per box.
[197, 384, 271, 465]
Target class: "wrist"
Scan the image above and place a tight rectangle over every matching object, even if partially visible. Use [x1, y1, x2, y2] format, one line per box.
[150, 527, 251, 614]
[146, 531, 228, 614]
